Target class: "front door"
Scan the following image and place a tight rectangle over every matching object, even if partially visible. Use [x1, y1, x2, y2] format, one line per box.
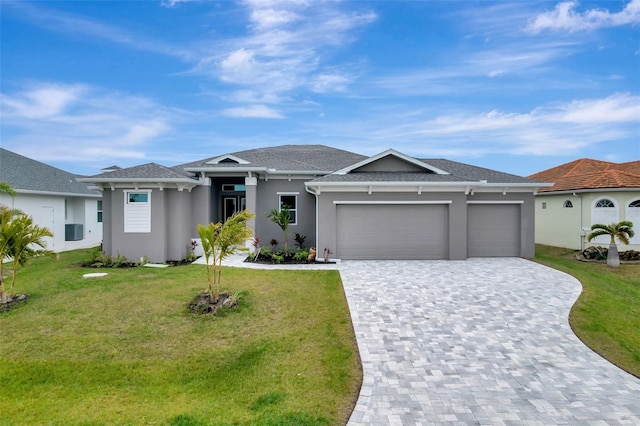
[223, 196, 246, 222]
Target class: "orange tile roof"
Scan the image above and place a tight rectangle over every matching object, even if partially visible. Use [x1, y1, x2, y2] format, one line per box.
[529, 158, 640, 193]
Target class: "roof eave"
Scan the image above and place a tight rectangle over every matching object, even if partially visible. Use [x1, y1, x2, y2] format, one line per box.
[536, 187, 640, 195]
[77, 177, 198, 184]
[13, 189, 101, 198]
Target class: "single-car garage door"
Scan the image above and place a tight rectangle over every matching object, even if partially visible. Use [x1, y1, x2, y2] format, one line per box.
[336, 204, 448, 260]
[468, 203, 521, 257]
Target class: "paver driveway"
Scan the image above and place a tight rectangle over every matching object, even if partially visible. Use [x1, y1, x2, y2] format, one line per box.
[339, 258, 640, 425]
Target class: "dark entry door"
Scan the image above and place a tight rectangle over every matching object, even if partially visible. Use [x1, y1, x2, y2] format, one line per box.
[223, 196, 246, 222]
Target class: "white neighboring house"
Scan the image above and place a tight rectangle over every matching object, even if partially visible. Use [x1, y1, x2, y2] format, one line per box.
[0, 148, 103, 252]
[529, 158, 640, 251]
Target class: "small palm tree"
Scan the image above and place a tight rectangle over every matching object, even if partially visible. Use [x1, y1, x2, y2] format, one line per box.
[587, 221, 635, 268]
[197, 209, 255, 303]
[267, 206, 292, 251]
[0, 207, 56, 303]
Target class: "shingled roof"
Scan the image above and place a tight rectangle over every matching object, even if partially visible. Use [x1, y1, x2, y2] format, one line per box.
[177, 145, 367, 173]
[311, 157, 542, 184]
[528, 158, 640, 193]
[0, 148, 99, 196]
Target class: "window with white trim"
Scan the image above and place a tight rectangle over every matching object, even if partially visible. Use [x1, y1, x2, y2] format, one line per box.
[563, 200, 573, 208]
[595, 199, 615, 208]
[279, 194, 297, 225]
[124, 190, 151, 233]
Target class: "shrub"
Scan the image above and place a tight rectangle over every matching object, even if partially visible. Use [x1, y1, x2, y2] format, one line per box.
[293, 250, 309, 262]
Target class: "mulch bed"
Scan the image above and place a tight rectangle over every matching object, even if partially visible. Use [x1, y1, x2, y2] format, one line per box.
[0, 294, 28, 313]
[188, 292, 237, 315]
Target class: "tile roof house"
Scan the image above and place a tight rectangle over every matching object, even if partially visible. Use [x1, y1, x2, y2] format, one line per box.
[79, 145, 548, 263]
[528, 158, 640, 250]
[0, 148, 103, 252]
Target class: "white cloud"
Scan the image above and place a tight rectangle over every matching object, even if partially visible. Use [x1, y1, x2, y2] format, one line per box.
[372, 41, 575, 96]
[1, 82, 175, 165]
[194, 1, 376, 102]
[527, 0, 640, 33]
[310, 73, 352, 94]
[0, 83, 88, 119]
[221, 104, 284, 118]
[326, 93, 639, 158]
[161, 0, 200, 8]
[6, 1, 191, 59]
[250, 8, 300, 29]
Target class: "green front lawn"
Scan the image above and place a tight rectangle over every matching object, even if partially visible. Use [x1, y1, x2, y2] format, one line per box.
[0, 249, 362, 425]
[535, 244, 640, 378]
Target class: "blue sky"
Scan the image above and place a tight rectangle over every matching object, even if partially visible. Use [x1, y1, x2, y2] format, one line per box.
[1, 0, 638, 177]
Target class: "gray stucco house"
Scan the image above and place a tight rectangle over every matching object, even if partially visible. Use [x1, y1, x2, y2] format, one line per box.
[78, 145, 547, 262]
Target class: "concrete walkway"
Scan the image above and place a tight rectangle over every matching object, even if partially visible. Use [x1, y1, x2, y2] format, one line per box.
[340, 258, 640, 425]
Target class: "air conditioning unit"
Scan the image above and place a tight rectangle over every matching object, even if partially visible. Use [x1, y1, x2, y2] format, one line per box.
[65, 224, 84, 241]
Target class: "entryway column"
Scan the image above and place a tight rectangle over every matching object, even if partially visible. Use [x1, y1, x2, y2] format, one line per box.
[245, 175, 257, 238]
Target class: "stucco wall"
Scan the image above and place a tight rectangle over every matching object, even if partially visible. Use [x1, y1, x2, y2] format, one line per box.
[255, 178, 316, 250]
[108, 188, 168, 263]
[535, 191, 640, 250]
[166, 190, 193, 261]
[315, 191, 536, 260]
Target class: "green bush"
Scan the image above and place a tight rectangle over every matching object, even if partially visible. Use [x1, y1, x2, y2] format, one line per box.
[293, 250, 309, 262]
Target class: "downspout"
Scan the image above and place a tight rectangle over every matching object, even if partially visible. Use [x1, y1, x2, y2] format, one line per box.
[574, 192, 583, 251]
[305, 184, 319, 261]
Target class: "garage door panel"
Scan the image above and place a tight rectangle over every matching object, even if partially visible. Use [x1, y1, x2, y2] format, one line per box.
[468, 204, 520, 257]
[337, 204, 448, 260]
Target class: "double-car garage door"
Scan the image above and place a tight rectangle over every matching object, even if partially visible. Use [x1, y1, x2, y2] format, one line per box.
[336, 204, 448, 260]
[335, 202, 521, 260]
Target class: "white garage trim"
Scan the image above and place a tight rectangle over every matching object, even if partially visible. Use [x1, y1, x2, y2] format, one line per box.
[468, 204, 521, 257]
[467, 200, 524, 204]
[334, 200, 452, 205]
[336, 204, 449, 260]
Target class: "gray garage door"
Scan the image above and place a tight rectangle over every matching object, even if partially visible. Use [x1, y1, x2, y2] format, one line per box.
[336, 204, 448, 260]
[468, 204, 521, 257]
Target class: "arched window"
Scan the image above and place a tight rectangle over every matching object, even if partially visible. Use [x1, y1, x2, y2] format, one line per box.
[627, 199, 640, 244]
[563, 200, 573, 208]
[595, 199, 615, 208]
[591, 198, 619, 244]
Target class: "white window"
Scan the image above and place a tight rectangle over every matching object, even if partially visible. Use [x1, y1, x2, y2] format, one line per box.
[124, 190, 151, 233]
[278, 193, 298, 225]
[627, 199, 640, 244]
[591, 197, 619, 244]
[542, 202, 546, 209]
[563, 200, 573, 208]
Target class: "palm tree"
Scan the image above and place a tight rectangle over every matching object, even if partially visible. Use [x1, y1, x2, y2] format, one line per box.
[197, 209, 255, 302]
[267, 206, 292, 251]
[0, 182, 17, 197]
[0, 207, 55, 303]
[587, 221, 635, 268]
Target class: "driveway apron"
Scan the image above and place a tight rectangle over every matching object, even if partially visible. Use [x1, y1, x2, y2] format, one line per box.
[339, 258, 640, 425]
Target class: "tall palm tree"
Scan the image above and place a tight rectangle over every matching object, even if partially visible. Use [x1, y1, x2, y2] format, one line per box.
[587, 221, 635, 268]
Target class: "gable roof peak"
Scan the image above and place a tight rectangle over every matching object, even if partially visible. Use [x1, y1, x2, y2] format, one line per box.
[334, 149, 450, 176]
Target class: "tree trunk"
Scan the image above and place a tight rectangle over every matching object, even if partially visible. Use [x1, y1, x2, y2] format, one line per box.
[0, 277, 7, 304]
[607, 243, 620, 268]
